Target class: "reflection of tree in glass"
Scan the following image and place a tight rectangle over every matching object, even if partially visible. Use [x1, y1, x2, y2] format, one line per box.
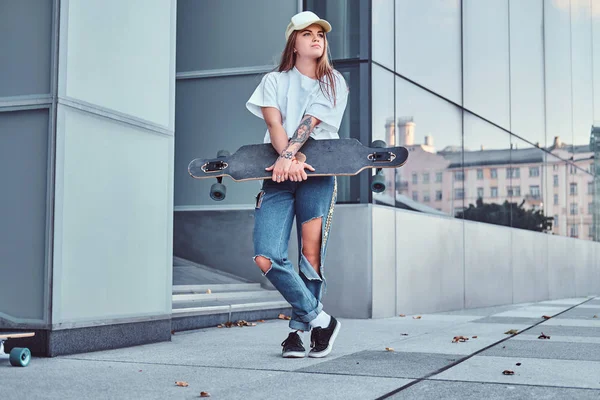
[457, 198, 553, 233]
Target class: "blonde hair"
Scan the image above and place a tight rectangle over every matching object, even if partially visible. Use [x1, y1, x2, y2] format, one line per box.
[277, 30, 340, 106]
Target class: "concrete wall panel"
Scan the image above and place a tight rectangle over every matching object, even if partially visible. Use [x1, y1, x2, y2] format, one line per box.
[395, 211, 464, 315]
[60, 0, 174, 128]
[512, 228, 549, 303]
[464, 220, 512, 308]
[52, 106, 173, 324]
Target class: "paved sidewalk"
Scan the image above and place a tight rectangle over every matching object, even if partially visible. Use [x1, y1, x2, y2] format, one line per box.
[3, 296, 600, 399]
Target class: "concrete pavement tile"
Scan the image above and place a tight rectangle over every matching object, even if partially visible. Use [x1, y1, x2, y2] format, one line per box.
[516, 325, 600, 338]
[388, 380, 600, 399]
[296, 351, 461, 379]
[435, 303, 536, 316]
[225, 372, 414, 400]
[479, 339, 600, 362]
[472, 316, 544, 325]
[541, 319, 600, 328]
[537, 298, 592, 306]
[553, 307, 600, 319]
[492, 306, 569, 318]
[1, 357, 283, 400]
[512, 335, 600, 345]
[571, 304, 600, 309]
[382, 322, 531, 355]
[435, 356, 600, 389]
[62, 317, 478, 371]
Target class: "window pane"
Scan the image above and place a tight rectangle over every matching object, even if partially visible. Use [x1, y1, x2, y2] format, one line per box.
[544, 0, 573, 151]
[544, 152, 570, 237]
[571, 0, 594, 157]
[372, 64, 395, 205]
[593, 4, 600, 121]
[306, 0, 361, 60]
[372, 0, 394, 69]
[395, 0, 462, 104]
[463, 0, 510, 128]
[176, 0, 297, 71]
[395, 76, 462, 217]
[0, 0, 53, 96]
[461, 112, 511, 226]
[509, 0, 545, 145]
[509, 135, 546, 232]
[0, 109, 49, 318]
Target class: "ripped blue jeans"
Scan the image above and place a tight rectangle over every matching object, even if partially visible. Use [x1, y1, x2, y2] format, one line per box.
[253, 176, 337, 331]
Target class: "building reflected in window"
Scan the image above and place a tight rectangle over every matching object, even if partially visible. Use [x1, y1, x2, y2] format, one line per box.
[383, 117, 598, 240]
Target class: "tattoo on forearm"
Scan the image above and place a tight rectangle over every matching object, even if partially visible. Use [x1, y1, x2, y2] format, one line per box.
[278, 116, 315, 161]
[289, 117, 313, 144]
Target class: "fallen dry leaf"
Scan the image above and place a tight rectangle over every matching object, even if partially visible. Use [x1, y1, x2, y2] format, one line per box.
[258, 319, 265, 322]
[217, 324, 223, 328]
[206, 289, 212, 294]
[504, 329, 519, 335]
[413, 316, 422, 320]
[175, 381, 189, 387]
[452, 336, 469, 343]
[385, 347, 394, 352]
[472, 336, 478, 339]
[200, 392, 211, 397]
[538, 332, 550, 339]
[516, 363, 522, 366]
[593, 315, 598, 318]
[278, 313, 291, 320]
[542, 315, 551, 320]
[399, 314, 406, 317]
[171, 330, 175, 335]
[502, 370, 515, 375]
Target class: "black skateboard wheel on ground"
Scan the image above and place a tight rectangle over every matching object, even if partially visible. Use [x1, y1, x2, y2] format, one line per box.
[216, 150, 230, 158]
[9, 347, 31, 367]
[371, 173, 386, 193]
[210, 182, 227, 201]
[371, 140, 386, 148]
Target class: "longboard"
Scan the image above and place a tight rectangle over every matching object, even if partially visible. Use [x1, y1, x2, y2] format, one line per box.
[188, 138, 409, 201]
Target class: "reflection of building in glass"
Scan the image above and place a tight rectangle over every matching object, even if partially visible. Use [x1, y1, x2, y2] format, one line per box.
[393, 120, 597, 240]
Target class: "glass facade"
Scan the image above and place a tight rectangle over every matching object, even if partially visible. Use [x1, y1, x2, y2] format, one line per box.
[309, 0, 600, 242]
[175, 0, 599, 240]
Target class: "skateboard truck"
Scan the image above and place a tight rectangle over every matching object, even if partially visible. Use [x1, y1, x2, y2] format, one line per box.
[367, 151, 396, 163]
[369, 140, 389, 193]
[207, 150, 231, 201]
[201, 160, 228, 173]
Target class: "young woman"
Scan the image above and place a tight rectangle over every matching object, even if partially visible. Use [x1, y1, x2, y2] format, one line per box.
[246, 11, 349, 358]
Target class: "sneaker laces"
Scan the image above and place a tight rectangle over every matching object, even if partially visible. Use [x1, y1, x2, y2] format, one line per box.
[281, 332, 302, 348]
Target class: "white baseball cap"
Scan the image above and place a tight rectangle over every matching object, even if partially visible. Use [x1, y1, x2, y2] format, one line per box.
[285, 11, 332, 41]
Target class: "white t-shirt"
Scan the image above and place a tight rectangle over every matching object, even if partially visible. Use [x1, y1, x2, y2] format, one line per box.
[246, 66, 349, 144]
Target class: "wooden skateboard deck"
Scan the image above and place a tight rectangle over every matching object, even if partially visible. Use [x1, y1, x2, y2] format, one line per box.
[188, 138, 408, 181]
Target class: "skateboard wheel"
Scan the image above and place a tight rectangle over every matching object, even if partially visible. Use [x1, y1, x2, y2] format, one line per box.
[371, 173, 386, 193]
[216, 150, 230, 158]
[210, 183, 227, 201]
[9, 347, 31, 367]
[371, 140, 386, 148]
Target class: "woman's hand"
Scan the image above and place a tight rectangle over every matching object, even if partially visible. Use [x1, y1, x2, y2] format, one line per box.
[265, 156, 294, 183]
[288, 160, 315, 182]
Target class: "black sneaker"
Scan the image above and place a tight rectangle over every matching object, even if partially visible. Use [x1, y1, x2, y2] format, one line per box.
[309, 316, 341, 358]
[281, 331, 306, 358]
